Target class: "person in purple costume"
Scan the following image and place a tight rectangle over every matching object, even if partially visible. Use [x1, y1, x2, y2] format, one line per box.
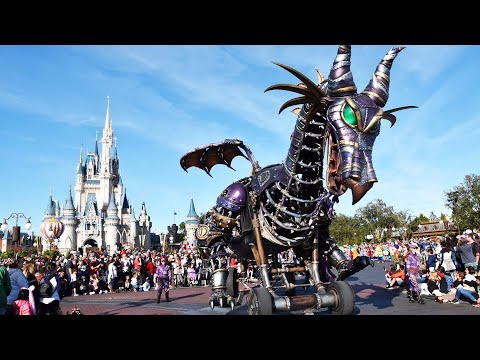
[155, 258, 171, 303]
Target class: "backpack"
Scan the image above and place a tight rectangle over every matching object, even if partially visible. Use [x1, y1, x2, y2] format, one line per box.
[40, 275, 63, 299]
[39, 275, 57, 298]
[441, 251, 456, 272]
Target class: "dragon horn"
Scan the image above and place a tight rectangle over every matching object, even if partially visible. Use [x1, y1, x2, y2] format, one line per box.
[315, 68, 325, 83]
[362, 46, 406, 107]
[327, 45, 357, 96]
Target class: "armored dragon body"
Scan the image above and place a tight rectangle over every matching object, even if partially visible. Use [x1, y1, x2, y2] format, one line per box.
[180, 45, 416, 315]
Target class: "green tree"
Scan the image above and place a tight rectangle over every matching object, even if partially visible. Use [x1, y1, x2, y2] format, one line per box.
[177, 221, 186, 242]
[409, 213, 429, 236]
[1, 250, 14, 259]
[354, 199, 402, 241]
[445, 174, 480, 231]
[330, 214, 364, 245]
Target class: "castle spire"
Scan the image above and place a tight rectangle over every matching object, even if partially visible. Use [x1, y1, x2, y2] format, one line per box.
[187, 198, 199, 218]
[64, 185, 76, 211]
[44, 192, 56, 216]
[103, 95, 112, 137]
[95, 131, 99, 156]
[107, 189, 119, 220]
[114, 138, 118, 159]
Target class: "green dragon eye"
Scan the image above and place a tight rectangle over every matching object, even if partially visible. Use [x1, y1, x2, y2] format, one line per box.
[342, 104, 357, 127]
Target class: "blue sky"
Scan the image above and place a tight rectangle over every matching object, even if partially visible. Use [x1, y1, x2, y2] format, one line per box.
[0, 45, 477, 237]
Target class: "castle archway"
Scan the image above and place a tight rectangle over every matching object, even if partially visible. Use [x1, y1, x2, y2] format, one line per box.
[83, 238, 98, 247]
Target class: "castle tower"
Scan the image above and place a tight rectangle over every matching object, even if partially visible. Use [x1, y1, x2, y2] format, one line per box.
[105, 189, 120, 255]
[99, 96, 114, 211]
[129, 205, 137, 246]
[185, 198, 200, 248]
[75, 147, 84, 212]
[59, 186, 78, 253]
[138, 201, 152, 249]
[42, 192, 56, 252]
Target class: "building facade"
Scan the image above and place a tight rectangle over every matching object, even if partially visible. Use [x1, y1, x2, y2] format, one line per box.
[42, 97, 152, 255]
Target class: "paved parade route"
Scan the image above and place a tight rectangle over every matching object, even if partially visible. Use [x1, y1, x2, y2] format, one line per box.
[60, 262, 480, 316]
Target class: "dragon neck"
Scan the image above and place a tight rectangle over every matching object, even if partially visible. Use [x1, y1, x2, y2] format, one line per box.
[256, 105, 328, 247]
[283, 104, 326, 196]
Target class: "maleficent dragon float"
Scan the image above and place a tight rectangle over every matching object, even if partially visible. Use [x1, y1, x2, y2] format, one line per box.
[180, 45, 417, 315]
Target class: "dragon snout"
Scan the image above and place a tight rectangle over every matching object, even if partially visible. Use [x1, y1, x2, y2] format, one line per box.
[341, 148, 377, 205]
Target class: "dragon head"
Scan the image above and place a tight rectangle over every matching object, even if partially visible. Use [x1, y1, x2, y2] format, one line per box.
[266, 45, 417, 205]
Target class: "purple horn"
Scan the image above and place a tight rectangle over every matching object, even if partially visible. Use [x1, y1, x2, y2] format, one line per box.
[327, 45, 357, 96]
[362, 46, 405, 107]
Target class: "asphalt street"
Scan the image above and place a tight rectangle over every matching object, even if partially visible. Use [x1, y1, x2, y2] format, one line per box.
[57, 260, 480, 316]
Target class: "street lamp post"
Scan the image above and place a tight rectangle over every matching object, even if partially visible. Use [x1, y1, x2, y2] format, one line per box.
[169, 235, 174, 252]
[1, 212, 32, 257]
[160, 233, 166, 254]
[33, 238, 39, 254]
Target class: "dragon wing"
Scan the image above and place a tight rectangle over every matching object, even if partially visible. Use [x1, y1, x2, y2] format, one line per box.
[180, 139, 260, 177]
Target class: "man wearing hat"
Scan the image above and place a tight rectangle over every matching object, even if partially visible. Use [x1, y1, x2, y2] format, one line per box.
[457, 232, 479, 271]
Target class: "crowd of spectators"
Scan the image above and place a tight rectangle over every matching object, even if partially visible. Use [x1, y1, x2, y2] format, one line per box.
[0, 243, 217, 315]
[2, 228, 480, 315]
[359, 228, 480, 307]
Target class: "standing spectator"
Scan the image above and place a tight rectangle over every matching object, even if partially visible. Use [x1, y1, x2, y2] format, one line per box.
[64, 254, 75, 289]
[437, 240, 457, 279]
[0, 262, 11, 315]
[107, 258, 118, 293]
[426, 248, 437, 272]
[465, 230, 480, 269]
[38, 262, 63, 315]
[187, 263, 197, 286]
[456, 235, 477, 271]
[22, 261, 40, 313]
[133, 254, 143, 283]
[6, 258, 29, 314]
[78, 258, 90, 284]
[145, 257, 155, 288]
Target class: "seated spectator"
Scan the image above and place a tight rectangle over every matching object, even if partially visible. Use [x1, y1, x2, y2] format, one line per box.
[131, 272, 139, 292]
[464, 266, 477, 282]
[385, 264, 405, 289]
[420, 271, 440, 296]
[124, 275, 132, 292]
[141, 279, 151, 292]
[88, 274, 101, 295]
[436, 270, 465, 303]
[450, 270, 479, 304]
[437, 266, 453, 292]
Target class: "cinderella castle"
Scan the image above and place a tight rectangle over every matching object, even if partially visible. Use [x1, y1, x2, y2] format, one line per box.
[42, 97, 152, 255]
